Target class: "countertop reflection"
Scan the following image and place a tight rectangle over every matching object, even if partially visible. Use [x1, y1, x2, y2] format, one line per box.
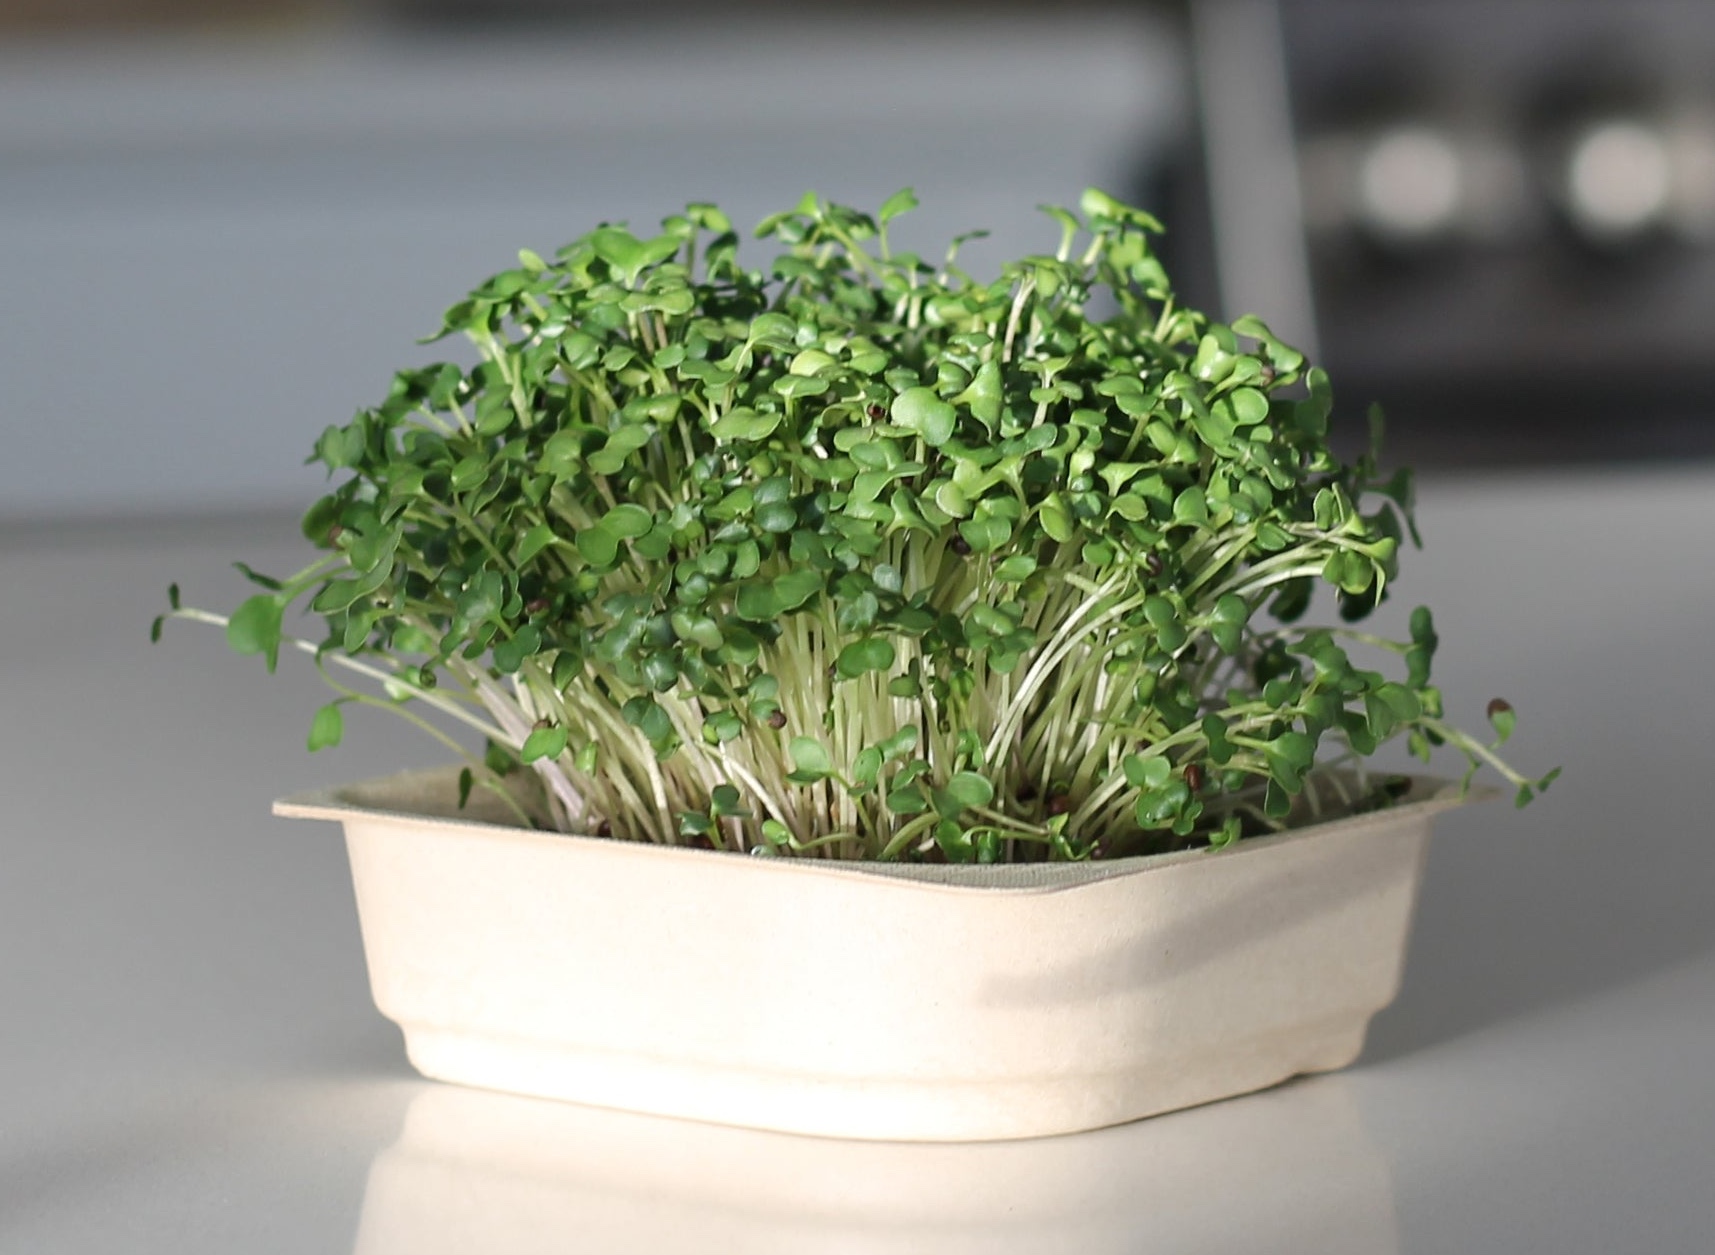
[353, 1078, 1395, 1255]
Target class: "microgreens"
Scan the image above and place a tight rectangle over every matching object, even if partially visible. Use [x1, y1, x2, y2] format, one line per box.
[157, 188, 1556, 862]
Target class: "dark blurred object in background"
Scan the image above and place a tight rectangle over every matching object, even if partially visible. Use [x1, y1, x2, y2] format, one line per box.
[1175, 0, 1715, 467]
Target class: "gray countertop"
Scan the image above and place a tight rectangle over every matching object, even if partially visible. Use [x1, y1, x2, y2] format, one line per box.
[4, 467, 1713, 1252]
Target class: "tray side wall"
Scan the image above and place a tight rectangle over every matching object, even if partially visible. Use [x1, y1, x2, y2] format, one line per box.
[335, 802, 1433, 1140]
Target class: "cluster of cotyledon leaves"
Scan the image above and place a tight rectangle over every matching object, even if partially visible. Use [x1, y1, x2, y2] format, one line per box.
[158, 188, 1556, 862]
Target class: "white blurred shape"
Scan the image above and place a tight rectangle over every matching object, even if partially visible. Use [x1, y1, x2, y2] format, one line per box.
[1565, 119, 1673, 239]
[1357, 126, 1464, 243]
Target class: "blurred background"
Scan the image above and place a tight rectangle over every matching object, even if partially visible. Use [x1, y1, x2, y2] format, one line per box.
[7, 12, 1715, 1250]
[3, 0, 1713, 522]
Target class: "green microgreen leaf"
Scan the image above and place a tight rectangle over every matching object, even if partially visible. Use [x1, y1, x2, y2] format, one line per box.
[942, 771, 994, 810]
[602, 504, 653, 539]
[886, 783, 929, 815]
[878, 187, 919, 224]
[836, 636, 896, 679]
[232, 561, 283, 591]
[891, 387, 956, 447]
[1487, 698, 1516, 745]
[492, 625, 542, 674]
[1122, 754, 1172, 790]
[307, 702, 344, 752]
[521, 725, 569, 764]
[788, 736, 832, 782]
[576, 527, 619, 567]
[226, 593, 285, 673]
[711, 408, 783, 442]
[515, 523, 559, 565]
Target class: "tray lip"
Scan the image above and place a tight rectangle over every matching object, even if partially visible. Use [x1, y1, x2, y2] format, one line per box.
[275, 764, 1481, 898]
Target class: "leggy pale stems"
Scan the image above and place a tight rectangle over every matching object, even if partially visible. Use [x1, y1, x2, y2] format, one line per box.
[160, 189, 1556, 863]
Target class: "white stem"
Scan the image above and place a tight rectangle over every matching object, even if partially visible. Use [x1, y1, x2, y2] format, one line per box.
[984, 578, 1133, 765]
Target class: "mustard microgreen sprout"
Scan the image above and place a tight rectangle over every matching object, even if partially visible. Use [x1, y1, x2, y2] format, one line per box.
[158, 189, 1556, 862]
